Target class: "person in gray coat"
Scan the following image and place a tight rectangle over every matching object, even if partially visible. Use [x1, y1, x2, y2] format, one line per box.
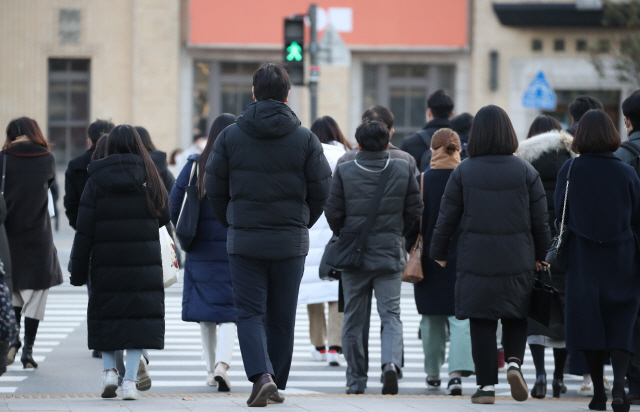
[324, 119, 423, 396]
[430, 105, 550, 405]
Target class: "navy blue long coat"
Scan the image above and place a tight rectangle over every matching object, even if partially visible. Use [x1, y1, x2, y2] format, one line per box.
[406, 169, 458, 316]
[555, 152, 640, 352]
[170, 155, 236, 324]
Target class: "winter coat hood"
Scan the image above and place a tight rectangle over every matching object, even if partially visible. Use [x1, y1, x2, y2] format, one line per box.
[148, 150, 168, 170]
[236, 99, 301, 139]
[88, 154, 145, 193]
[517, 130, 576, 164]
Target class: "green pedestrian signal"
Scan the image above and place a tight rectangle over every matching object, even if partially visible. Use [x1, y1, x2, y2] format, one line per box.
[286, 42, 303, 62]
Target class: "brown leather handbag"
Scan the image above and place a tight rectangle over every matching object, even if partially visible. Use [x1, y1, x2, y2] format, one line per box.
[402, 173, 424, 284]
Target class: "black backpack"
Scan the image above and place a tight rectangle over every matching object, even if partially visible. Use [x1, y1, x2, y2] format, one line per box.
[621, 141, 640, 177]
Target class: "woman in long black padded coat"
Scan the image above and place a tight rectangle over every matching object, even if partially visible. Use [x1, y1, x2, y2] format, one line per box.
[430, 105, 550, 406]
[516, 115, 575, 399]
[70, 125, 170, 401]
[555, 110, 640, 412]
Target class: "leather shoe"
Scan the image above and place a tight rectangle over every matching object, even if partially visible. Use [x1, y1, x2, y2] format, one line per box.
[381, 362, 399, 395]
[268, 390, 285, 404]
[346, 388, 364, 394]
[247, 373, 277, 407]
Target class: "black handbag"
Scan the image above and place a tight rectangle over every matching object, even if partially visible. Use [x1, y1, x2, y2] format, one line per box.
[529, 266, 562, 329]
[323, 159, 393, 273]
[546, 158, 575, 271]
[319, 235, 341, 281]
[175, 161, 200, 252]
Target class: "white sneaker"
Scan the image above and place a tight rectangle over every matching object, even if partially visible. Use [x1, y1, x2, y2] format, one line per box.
[603, 377, 612, 391]
[136, 359, 151, 391]
[577, 383, 594, 396]
[101, 370, 118, 399]
[327, 350, 340, 366]
[310, 346, 327, 362]
[122, 379, 139, 400]
[206, 371, 217, 386]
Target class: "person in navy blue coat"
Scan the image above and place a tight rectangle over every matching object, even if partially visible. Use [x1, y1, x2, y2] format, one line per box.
[170, 114, 237, 392]
[406, 128, 474, 396]
[555, 109, 640, 412]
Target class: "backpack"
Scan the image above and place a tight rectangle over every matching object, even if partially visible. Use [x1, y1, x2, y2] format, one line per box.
[621, 141, 640, 177]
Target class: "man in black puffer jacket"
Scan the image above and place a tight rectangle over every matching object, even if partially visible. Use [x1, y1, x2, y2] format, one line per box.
[205, 63, 332, 407]
[324, 120, 423, 395]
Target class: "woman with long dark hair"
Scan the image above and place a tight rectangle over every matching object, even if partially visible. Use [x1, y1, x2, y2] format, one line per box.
[516, 115, 575, 398]
[301, 116, 348, 366]
[170, 113, 237, 391]
[557, 110, 640, 412]
[1, 117, 63, 369]
[70, 125, 170, 401]
[430, 105, 550, 405]
[134, 126, 176, 194]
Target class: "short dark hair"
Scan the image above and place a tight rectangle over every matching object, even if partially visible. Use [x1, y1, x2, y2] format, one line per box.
[568, 96, 604, 123]
[526, 115, 562, 138]
[622, 89, 640, 131]
[134, 126, 156, 151]
[571, 109, 620, 154]
[87, 119, 115, 144]
[253, 63, 291, 102]
[466, 105, 519, 157]
[450, 113, 473, 136]
[361, 105, 394, 129]
[355, 120, 390, 152]
[428, 89, 454, 119]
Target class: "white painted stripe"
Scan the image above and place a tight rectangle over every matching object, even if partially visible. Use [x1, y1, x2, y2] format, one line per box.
[0, 387, 17, 393]
[0, 376, 27, 382]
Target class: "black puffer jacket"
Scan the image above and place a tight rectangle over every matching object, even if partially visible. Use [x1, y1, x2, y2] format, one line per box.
[149, 150, 176, 195]
[64, 148, 94, 230]
[70, 154, 170, 351]
[430, 155, 550, 320]
[324, 152, 423, 274]
[0, 196, 12, 294]
[205, 99, 332, 260]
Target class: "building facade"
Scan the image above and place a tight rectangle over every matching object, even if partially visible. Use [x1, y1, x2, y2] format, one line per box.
[0, 0, 180, 164]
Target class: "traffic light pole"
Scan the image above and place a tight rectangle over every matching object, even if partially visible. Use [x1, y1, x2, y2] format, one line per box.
[309, 3, 318, 123]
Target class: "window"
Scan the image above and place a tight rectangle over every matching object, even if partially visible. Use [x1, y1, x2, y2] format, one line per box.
[532, 39, 543, 51]
[192, 61, 260, 140]
[59, 9, 81, 44]
[48, 59, 90, 164]
[362, 64, 455, 147]
[598, 39, 611, 53]
[576, 39, 588, 52]
[554, 39, 565, 52]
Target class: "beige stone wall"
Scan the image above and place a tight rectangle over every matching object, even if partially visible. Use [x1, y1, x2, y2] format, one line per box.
[317, 66, 350, 134]
[0, 0, 180, 152]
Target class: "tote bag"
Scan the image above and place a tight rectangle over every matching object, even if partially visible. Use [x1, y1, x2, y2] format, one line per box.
[160, 226, 179, 288]
[402, 173, 424, 283]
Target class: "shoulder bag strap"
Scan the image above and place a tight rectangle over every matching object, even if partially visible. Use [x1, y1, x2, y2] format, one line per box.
[356, 160, 394, 250]
[188, 160, 198, 186]
[1, 152, 6, 195]
[556, 158, 575, 249]
[419, 172, 424, 232]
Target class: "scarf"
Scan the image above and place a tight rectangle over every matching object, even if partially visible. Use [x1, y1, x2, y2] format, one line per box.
[430, 146, 461, 170]
[6, 135, 30, 148]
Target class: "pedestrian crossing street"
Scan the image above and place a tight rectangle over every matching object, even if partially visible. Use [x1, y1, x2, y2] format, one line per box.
[0, 272, 613, 396]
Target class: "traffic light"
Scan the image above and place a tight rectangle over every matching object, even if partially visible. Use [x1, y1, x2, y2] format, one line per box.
[284, 17, 304, 85]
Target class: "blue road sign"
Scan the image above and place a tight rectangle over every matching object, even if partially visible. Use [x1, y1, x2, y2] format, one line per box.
[522, 71, 557, 110]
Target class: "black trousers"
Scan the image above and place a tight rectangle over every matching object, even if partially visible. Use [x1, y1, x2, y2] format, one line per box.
[228, 254, 305, 390]
[470, 318, 528, 386]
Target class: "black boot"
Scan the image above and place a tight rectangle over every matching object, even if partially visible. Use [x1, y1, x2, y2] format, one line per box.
[21, 335, 37, 369]
[7, 333, 21, 366]
[0, 338, 10, 376]
[531, 374, 547, 399]
[552, 379, 567, 398]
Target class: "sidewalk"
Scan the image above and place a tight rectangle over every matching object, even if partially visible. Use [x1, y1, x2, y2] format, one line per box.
[0, 394, 616, 411]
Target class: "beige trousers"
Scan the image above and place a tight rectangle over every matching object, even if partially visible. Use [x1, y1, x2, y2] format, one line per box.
[12, 289, 49, 321]
[307, 301, 344, 349]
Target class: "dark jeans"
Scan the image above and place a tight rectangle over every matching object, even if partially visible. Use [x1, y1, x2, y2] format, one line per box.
[228, 254, 305, 390]
[469, 318, 528, 386]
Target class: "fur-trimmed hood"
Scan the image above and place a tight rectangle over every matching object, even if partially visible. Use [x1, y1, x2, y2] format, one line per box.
[516, 130, 577, 164]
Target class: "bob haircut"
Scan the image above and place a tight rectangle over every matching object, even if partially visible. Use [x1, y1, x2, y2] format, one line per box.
[107, 125, 166, 217]
[466, 105, 519, 157]
[526, 115, 562, 138]
[4, 117, 49, 150]
[199, 113, 237, 198]
[571, 109, 621, 154]
[311, 116, 352, 150]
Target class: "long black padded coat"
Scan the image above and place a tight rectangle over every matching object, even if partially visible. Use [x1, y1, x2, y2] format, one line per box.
[205, 99, 332, 260]
[430, 155, 551, 320]
[70, 154, 170, 351]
